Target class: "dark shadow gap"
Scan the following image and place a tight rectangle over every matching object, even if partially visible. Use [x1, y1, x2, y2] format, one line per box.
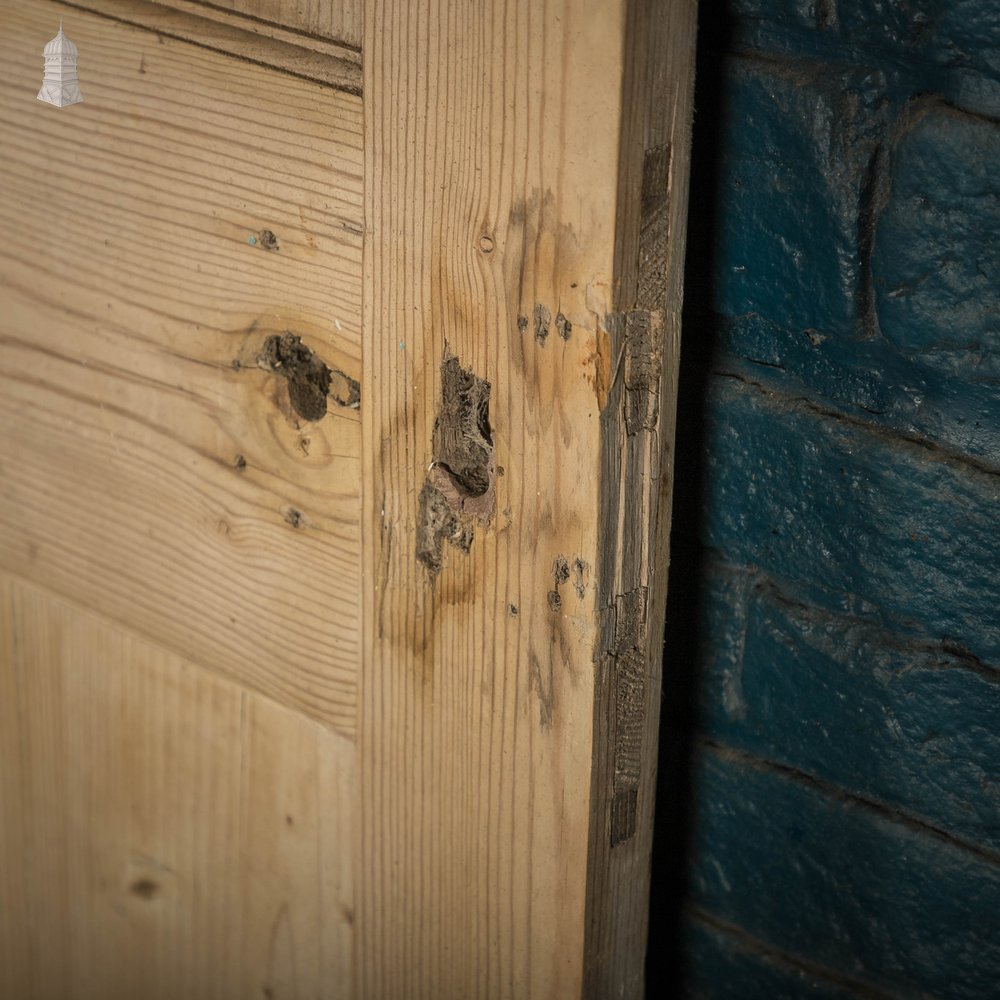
[646, 3, 733, 991]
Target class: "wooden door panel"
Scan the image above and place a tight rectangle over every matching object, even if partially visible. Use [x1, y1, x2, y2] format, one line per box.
[0, 572, 354, 1000]
[0, 2, 363, 732]
[0, 1, 698, 996]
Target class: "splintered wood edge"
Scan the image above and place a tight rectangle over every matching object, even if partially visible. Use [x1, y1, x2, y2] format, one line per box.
[584, 0, 699, 996]
[58, 0, 362, 93]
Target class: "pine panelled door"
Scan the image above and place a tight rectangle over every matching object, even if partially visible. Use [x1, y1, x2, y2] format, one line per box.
[0, 2, 696, 997]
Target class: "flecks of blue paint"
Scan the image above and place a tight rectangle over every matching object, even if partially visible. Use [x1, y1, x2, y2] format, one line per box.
[247, 234, 257, 246]
[399, 341, 405, 350]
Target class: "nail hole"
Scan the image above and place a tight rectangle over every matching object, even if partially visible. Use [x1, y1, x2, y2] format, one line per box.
[130, 879, 159, 900]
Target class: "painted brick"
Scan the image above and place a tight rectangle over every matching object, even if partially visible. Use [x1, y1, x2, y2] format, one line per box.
[702, 65, 1000, 468]
[873, 102, 1000, 378]
[690, 747, 1000, 1000]
[712, 311, 1000, 471]
[838, 0, 1000, 92]
[710, 57, 889, 339]
[726, 1, 1000, 116]
[701, 375, 1000, 662]
[696, 563, 1000, 852]
[729, 0, 814, 23]
[674, 1, 1000, 992]
[731, 0, 954, 63]
[684, 916, 859, 1000]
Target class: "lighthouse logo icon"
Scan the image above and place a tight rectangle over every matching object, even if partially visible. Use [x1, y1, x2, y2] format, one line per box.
[38, 22, 83, 107]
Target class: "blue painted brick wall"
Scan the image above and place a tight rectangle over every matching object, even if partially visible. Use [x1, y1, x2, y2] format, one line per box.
[661, 2, 1000, 995]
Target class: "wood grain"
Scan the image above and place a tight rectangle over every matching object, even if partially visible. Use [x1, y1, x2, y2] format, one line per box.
[0, 1, 363, 731]
[2, 0, 696, 993]
[361, 1, 637, 996]
[65, 0, 362, 91]
[585, 0, 699, 995]
[0, 571, 355, 1000]
[150, 0, 362, 50]
[360, 0, 696, 995]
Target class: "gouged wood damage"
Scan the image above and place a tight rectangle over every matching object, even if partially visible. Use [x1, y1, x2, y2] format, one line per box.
[255, 332, 361, 421]
[608, 586, 650, 845]
[599, 141, 672, 846]
[416, 348, 495, 578]
[598, 141, 673, 847]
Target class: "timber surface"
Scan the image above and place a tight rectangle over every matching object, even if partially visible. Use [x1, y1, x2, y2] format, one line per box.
[0, 572, 355, 1000]
[359, 0, 694, 997]
[63, 0, 362, 91]
[0, 0, 697, 996]
[0, 4, 363, 996]
[150, 0, 363, 49]
[585, 0, 698, 996]
[0, 1, 364, 732]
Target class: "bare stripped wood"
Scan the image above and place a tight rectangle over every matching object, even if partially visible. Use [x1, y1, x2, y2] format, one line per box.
[585, 0, 698, 995]
[1, 0, 696, 994]
[0, 572, 354, 1000]
[0, 2, 363, 731]
[360, 0, 687, 995]
[361, 0, 696, 995]
[149, 0, 362, 50]
[63, 0, 362, 92]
